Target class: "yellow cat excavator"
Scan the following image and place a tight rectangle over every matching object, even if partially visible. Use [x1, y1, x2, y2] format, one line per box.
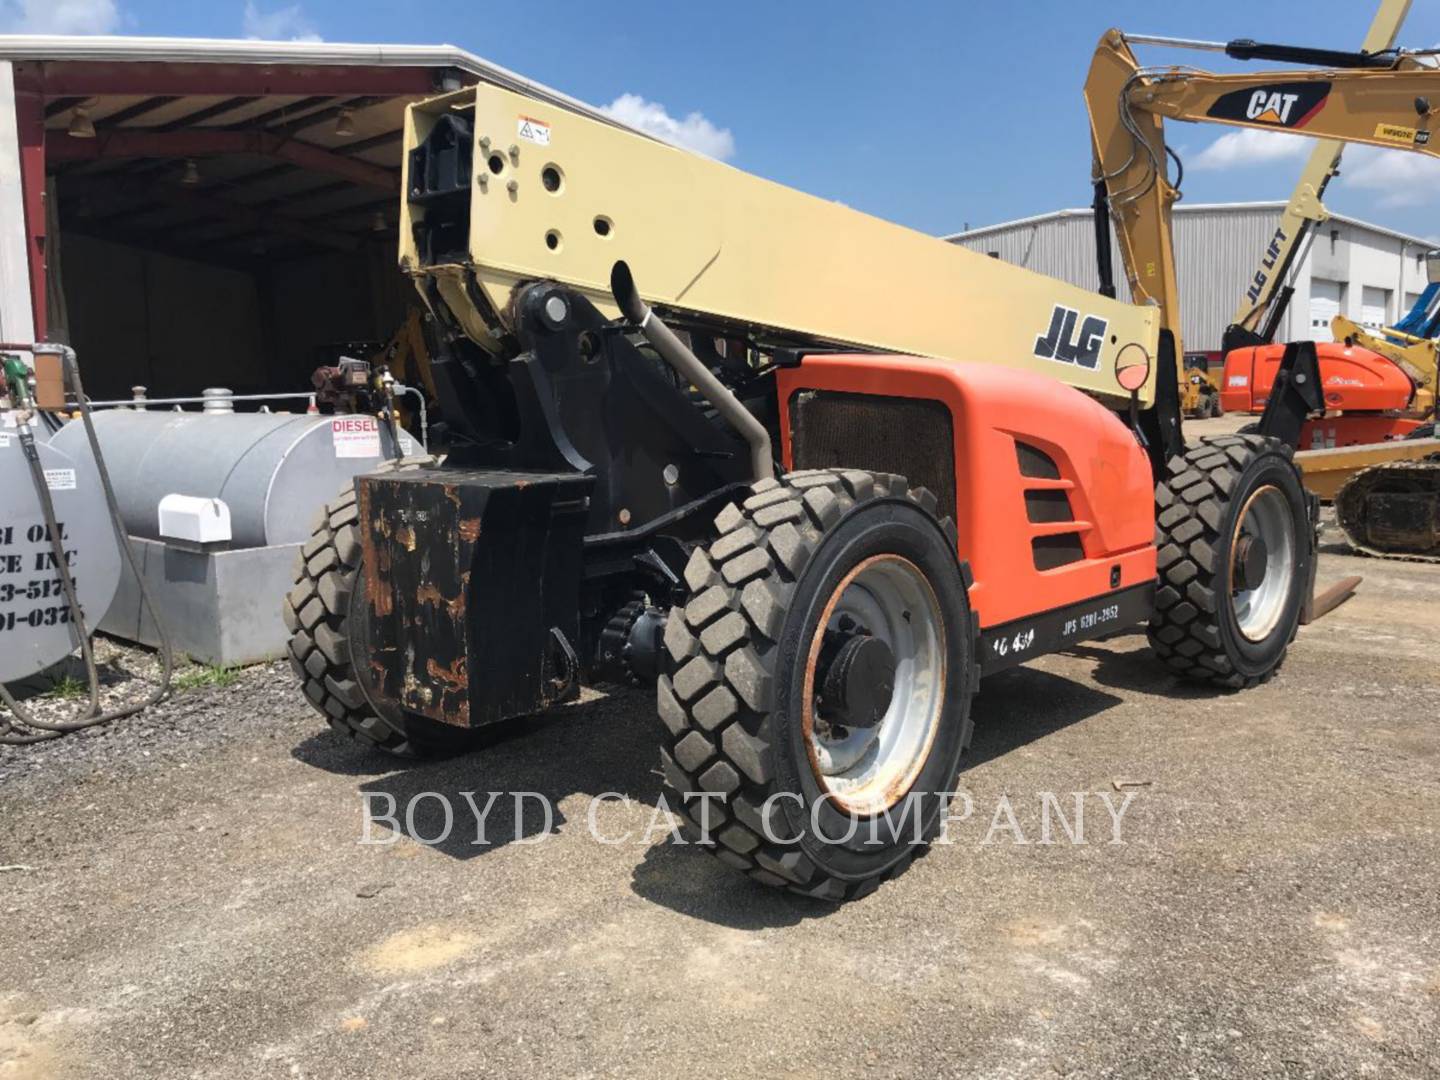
[1087, 29, 1440, 560]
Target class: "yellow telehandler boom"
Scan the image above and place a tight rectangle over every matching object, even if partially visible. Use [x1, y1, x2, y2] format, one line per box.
[399, 84, 1162, 411]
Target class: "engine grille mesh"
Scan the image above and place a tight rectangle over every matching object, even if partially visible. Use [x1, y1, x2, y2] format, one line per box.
[789, 391, 956, 522]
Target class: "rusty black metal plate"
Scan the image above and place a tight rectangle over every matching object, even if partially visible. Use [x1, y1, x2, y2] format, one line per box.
[357, 467, 593, 727]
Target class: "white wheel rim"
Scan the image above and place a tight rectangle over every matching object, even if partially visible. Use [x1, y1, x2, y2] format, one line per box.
[801, 554, 946, 816]
[1229, 485, 1296, 642]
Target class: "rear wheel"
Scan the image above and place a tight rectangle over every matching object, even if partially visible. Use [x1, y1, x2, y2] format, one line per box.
[1148, 435, 1311, 689]
[657, 469, 976, 901]
[284, 458, 483, 758]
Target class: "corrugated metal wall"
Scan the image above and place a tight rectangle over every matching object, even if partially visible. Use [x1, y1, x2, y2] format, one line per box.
[950, 205, 1288, 353]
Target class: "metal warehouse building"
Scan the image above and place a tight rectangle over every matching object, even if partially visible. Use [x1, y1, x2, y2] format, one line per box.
[947, 202, 1434, 354]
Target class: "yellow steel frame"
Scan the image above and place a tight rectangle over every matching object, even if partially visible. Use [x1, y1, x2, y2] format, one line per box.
[399, 84, 1162, 410]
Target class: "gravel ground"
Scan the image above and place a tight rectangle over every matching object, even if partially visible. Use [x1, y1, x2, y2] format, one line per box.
[0, 641, 296, 785]
[2, 427, 1438, 1078]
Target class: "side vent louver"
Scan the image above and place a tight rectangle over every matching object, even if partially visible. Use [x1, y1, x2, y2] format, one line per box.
[1015, 440, 1085, 572]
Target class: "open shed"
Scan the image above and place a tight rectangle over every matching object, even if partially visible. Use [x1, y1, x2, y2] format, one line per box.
[0, 35, 622, 401]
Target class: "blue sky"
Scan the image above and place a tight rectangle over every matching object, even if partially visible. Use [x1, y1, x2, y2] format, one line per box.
[6, 0, 1440, 236]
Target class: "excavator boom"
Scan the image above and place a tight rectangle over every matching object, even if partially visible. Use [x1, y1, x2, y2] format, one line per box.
[1229, 0, 1412, 344]
[1088, 28, 1440, 364]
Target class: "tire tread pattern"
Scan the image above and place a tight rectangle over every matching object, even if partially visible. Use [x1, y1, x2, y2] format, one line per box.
[659, 468, 962, 900]
[1147, 434, 1299, 689]
[285, 459, 427, 757]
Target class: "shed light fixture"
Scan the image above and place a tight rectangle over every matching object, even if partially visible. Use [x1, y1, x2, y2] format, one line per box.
[180, 158, 201, 186]
[335, 107, 356, 137]
[67, 107, 96, 139]
[371, 210, 386, 233]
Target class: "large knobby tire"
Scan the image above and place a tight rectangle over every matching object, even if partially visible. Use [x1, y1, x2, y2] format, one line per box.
[657, 468, 976, 901]
[1148, 434, 1311, 689]
[284, 458, 479, 758]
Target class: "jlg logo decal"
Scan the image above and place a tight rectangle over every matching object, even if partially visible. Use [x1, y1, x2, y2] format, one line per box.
[1207, 81, 1330, 130]
[1034, 305, 1107, 371]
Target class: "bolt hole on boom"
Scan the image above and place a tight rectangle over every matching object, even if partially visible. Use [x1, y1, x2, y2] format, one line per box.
[541, 164, 564, 193]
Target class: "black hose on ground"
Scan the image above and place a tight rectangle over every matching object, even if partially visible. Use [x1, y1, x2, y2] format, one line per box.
[0, 345, 175, 744]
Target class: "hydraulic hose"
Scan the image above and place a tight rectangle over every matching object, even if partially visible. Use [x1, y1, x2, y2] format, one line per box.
[0, 344, 174, 744]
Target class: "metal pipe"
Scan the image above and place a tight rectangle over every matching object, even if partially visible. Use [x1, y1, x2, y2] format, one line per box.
[609, 261, 774, 482]
[83, 390, 318, 408]
[392, 381, 429, 454]
[1121, 34, 1229, 52]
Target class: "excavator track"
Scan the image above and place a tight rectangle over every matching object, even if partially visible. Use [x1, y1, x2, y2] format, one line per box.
[1334, 453, 1440, 563]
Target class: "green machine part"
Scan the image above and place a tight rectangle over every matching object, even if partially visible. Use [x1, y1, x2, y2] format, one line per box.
[3, 354, 30, 405]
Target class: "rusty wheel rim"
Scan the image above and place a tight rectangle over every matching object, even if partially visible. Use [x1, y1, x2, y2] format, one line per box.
[801, 554, 946, 816]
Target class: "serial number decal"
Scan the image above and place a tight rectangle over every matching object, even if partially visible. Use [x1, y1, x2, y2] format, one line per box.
[1062, 604, 1121, 638]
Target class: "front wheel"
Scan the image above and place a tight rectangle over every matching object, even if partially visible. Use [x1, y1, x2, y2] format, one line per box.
[657, 469, 976, 901]
[1148, 435, 1311, 689]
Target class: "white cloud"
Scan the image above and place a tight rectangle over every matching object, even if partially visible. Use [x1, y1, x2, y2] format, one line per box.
[601, 93, 735, 160]
[242, 0, 320, 41]
[0, 0, 119, 33]
[1189, 127, 1313, 171]
[1338, 144, 1440, 209]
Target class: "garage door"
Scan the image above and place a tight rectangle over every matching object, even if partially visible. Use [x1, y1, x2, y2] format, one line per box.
[1361, 286, 1391, 331]
[1309, 280, 1342, 341]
